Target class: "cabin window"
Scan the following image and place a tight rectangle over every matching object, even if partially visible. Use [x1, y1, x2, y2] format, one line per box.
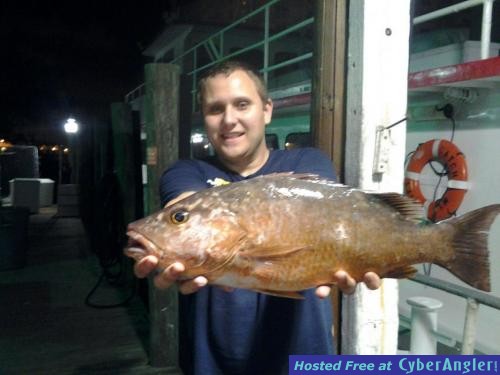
[191, 133, 213, 159]
[285, 132, 311, 149]
[265, 133, 279, 150]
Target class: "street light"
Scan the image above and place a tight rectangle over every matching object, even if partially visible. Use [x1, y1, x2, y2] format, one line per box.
[64, 118, 79, 134]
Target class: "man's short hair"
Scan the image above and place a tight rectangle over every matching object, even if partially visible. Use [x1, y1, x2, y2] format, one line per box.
[197, 60, 269, 107]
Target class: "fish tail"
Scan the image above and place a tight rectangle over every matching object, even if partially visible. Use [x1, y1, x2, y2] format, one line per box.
[439, 204, 500, 292]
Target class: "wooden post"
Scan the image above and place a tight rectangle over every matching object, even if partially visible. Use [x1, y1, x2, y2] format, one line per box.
[143, 63, 183, 373]
[311, 0, 348, 353]
[311, 0, 347, 181]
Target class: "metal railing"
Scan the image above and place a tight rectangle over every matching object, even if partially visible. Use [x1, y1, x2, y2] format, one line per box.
[413, 0, 496, 59]
[125, 0, 314, 110]
[403, 273, 500, 354]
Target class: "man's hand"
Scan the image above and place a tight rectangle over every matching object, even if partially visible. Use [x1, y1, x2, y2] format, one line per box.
[134, 255, 207, 294]
[314, 271, 382, 299]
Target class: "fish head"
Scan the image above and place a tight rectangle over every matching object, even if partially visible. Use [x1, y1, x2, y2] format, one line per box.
[125, 193, 246, 278]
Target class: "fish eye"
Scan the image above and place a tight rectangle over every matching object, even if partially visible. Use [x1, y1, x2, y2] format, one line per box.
[171, 210, 189, 224]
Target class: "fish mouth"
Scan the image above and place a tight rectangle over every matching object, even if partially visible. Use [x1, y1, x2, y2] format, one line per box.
[124, 231, 159, 261]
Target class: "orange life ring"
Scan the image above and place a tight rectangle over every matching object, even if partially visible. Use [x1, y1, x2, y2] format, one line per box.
[404, 139, 468, 222]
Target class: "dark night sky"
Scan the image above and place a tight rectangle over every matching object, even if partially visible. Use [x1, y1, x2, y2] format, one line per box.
[1, 1, 497, 145]
[0, 0, 274, 145]
[0, 1, 171, 144]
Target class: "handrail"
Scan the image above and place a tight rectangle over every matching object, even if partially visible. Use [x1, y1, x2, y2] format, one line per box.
[410, 273, 500, 310]
[125, 0, 314, 107]
[170, 0, 282, 66]
[184, 18, 314, 77]
[408, 273, 500, 354]
[413, 0, 496, 59]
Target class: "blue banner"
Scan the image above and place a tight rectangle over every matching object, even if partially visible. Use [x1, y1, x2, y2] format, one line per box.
[289, 355, 500, 375]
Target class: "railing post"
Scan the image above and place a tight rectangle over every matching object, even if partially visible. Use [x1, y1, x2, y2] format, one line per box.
[481, 0, 494, 59]
[407, 297, 443, 354]
[461, 298, 480, 354]
[263, 4, 270, 84]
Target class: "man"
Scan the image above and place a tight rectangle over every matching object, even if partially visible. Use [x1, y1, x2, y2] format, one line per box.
[134, 60, 380, 374]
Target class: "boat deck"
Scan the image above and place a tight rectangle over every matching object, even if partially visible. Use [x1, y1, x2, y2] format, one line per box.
[0, 206, 165, 374]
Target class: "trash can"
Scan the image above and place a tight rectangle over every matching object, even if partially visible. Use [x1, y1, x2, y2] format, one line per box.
[0, 206, 29, 270]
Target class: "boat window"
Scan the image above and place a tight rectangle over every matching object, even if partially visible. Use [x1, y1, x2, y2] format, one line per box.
[265, 133, 279, 150]
[285, 132, 311, 149]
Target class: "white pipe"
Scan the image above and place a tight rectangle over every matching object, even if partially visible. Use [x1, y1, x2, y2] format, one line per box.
[407, 297, 443, 355]
[413, 0, 485, 24]
[481, 0, 494, 59]
[461, 298, 480, 354]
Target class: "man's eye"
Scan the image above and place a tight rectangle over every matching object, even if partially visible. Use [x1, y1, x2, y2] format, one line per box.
[208, 106, 223, 114]
[237, 101, 249, 110]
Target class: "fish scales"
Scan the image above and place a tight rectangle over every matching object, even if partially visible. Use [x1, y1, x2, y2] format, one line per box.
[125, 174, 500, 298]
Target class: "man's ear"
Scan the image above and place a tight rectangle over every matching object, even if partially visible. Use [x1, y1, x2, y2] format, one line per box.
[264, 99, 273, 125]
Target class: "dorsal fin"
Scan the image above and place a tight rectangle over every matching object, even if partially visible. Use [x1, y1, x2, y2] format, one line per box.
[368, 192, 425, 223]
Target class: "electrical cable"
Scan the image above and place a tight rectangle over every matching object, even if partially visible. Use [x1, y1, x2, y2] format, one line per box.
[84, 171, 137, 309]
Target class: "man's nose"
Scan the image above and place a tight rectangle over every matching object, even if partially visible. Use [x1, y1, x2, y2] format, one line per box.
[222, 106, 237, 125]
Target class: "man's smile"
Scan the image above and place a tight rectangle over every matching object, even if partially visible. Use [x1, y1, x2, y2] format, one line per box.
[221, 132, 245, 141]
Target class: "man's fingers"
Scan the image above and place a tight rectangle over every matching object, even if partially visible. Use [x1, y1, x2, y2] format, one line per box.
[334, 270, 356, 295]
[179, 276, 208, 294]
[363, 271, 381, 290]
[153, 262, 186, 289]
[134, 255, 158, 278]
[315, 285, 331, 299]
[333, 270, 381, 294]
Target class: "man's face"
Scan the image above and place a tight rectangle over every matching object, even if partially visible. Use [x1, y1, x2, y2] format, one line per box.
[201, 70, 273, 165]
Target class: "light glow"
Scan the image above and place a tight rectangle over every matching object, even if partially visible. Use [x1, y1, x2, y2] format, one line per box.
[191, 133, 204, 144]
[64, 118, 79, 133]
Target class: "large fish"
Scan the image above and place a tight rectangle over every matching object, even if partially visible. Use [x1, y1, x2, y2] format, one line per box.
[125, 174, 500, 298]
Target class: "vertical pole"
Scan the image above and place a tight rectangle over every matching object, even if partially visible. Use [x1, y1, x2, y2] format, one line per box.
[67, 136, 75, 184]
[144, 63, 182, 373]
[407, 297, 443, 354]
[461, 298, 480, 354]
[343, 0, 411, 354]
[58, 147, 63, 185]
[311, 0, 348, 353]
[263, 5, 270, 83]
[192, 49, 198, 112]
[480, 0, 493, 59]
[75, 135, 80, 184]
[110, 102, 137, 224]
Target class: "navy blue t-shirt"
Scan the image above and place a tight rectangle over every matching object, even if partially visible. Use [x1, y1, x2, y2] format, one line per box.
[159, 148, 337, 375]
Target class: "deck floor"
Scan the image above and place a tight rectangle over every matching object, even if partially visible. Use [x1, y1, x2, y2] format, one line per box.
[0, 206, 167, 374]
